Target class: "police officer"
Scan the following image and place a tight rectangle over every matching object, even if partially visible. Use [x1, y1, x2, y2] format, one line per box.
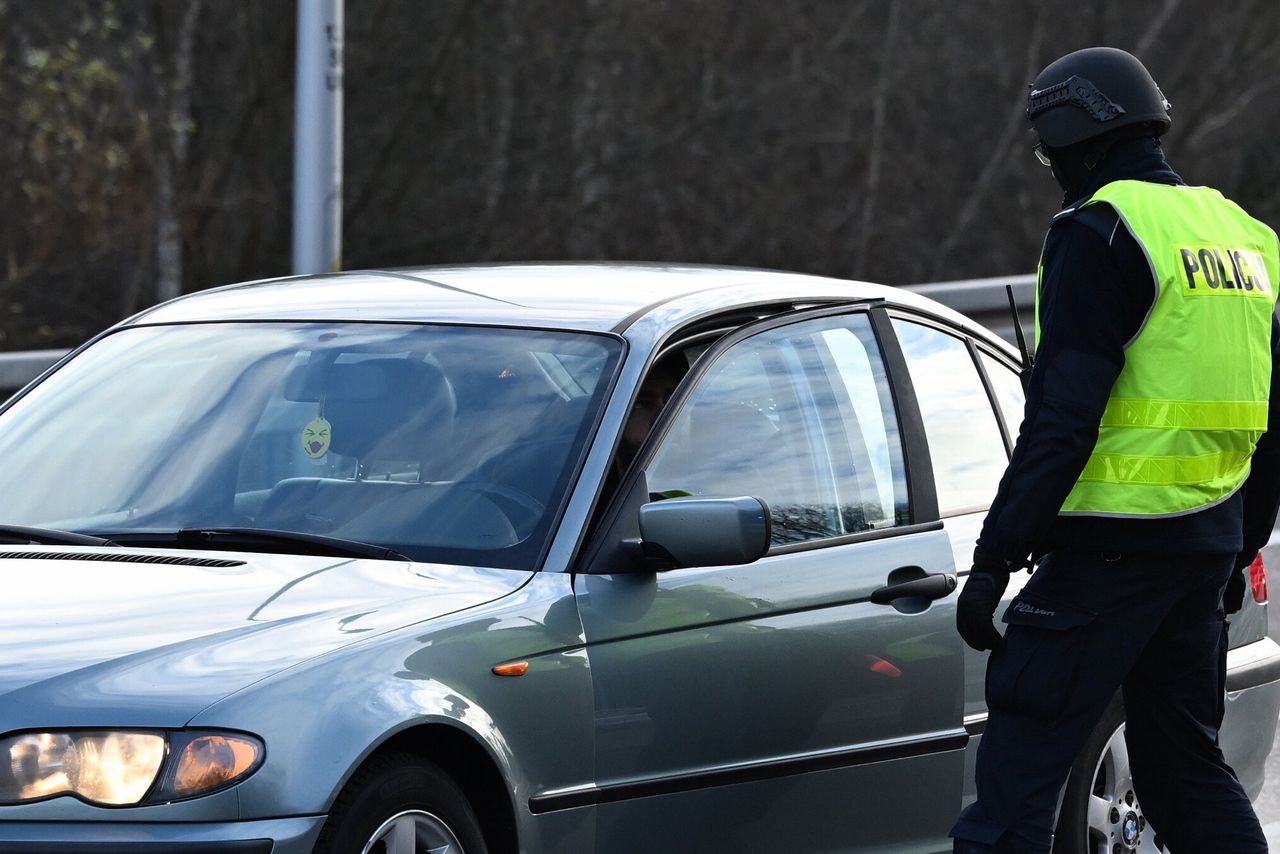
[950, 47, 1280, 853]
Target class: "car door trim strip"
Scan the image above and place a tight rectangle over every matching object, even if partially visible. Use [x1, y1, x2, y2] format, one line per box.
[1225, 637, 1280, 693]
[527, 728, 969, 814]
[0, 843, 273, 854]
[765, 518, 943, 556]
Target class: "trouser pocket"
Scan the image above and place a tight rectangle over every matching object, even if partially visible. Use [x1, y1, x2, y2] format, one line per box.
[987, 593, 1097, 720]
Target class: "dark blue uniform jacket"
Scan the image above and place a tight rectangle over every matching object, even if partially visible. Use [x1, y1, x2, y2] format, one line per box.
[978, 137, 1280, 567]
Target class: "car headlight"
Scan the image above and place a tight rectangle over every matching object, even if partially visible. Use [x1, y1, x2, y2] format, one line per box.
[0, 730, 263, 806]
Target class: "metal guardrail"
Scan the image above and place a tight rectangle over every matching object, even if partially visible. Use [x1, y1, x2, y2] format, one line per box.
[0, 275, 1038, 397]
[904, 273, 1036, 346]
[0, 350, 66, 398]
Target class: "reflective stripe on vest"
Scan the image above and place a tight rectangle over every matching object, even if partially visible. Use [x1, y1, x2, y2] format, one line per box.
[1035, 180, 1280, 518]
[1098, 398, 1269, 431]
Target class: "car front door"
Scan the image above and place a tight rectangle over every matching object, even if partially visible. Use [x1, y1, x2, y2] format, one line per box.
[888, 314, 1033, 811]
[571, 307, 967, 853]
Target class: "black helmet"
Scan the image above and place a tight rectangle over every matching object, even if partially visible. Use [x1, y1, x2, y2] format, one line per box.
[1027, 47, 1171, 147]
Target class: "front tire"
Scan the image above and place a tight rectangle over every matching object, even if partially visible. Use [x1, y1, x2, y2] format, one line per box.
[314, 752, 490, 854]
[1054, 698, 1165, 854]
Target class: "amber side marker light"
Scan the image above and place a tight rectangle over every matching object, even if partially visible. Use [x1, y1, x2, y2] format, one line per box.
[1250, 552, 1268, 604]
[492, 661, 529, 677]
[170, 735, 262, 798]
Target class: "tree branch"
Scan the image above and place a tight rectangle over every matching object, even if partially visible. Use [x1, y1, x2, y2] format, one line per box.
[1135, 0, 1183, 57]
[929, 9, 1045, 281]
[852, 0, 900, 275]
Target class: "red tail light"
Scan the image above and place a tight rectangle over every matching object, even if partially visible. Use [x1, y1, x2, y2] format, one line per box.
[1250, 552, 1268, 604]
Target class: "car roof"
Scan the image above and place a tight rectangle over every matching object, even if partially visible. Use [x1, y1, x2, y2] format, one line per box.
[125, 262, 1003, 347]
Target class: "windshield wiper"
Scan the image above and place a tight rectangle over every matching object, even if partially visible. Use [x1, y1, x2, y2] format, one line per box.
[0, 524, 117, 547]
[102, 527, 410, 561]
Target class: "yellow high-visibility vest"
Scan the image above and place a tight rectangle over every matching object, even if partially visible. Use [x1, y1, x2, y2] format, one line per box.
[1035, 180, 1280, 517]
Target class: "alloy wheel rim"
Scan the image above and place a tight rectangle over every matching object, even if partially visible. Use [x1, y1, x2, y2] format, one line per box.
[1085, 723, 1163, 853]
[361, 809, 464, 854]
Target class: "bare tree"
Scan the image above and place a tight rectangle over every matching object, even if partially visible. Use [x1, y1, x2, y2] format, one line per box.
[1, 0, 1278, 350]
[153, 0, 203, 304]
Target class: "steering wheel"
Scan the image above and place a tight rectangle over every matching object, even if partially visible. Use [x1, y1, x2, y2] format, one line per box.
[452, 481, 546, 535]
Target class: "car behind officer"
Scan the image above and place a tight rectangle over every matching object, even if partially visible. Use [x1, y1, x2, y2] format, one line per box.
[951, 47, 1280, 853]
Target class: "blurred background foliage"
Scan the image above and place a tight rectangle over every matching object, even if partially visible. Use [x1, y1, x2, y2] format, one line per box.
[1, 0, 1277, 349]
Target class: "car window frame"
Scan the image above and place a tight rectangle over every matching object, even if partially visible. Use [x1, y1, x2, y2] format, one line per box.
[886, 307, 1020, 517]
[972, 342, 1025, 456]
[576, 302, 942, 573]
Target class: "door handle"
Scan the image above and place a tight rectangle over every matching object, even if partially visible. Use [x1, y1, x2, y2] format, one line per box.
[870, 572, 957, 605]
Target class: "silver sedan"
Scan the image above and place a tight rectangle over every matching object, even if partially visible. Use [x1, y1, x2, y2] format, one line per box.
[0, 264, 1276, 853]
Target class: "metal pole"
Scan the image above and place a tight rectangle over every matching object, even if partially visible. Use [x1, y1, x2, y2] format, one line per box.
[292, 0, 344, 274]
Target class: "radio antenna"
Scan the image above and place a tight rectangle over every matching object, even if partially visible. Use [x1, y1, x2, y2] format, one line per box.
[1006, 284, 1034, 393]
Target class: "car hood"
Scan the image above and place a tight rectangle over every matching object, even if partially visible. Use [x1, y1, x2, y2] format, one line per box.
[0, 546, 531, 730]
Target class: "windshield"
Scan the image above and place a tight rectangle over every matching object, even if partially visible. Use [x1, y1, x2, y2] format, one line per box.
[0, 322, 621, 568]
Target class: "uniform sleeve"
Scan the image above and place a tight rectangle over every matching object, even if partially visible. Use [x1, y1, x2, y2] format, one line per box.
[1237, 313, 1280, 566]
[975, 216, 1148, 564]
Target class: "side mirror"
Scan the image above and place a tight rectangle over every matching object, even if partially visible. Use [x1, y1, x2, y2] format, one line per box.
[630, 496, 771, 570]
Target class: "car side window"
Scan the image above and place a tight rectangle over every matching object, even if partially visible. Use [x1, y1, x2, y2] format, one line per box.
[816, 324, 909, 529]
[646, 313, 907, 547]
[979, 351, 1026, 443]
[892, 319, 1007, 516]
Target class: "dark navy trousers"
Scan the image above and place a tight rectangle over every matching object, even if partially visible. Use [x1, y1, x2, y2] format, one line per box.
[950, 548, 1267, 853]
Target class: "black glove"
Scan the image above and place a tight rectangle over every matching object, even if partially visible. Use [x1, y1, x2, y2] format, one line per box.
[956, 552, 1013, 652]
[1224, 567, 1248, 616]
